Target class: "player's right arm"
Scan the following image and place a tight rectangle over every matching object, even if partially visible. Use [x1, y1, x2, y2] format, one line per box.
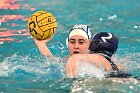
[34, 37, 53, 56]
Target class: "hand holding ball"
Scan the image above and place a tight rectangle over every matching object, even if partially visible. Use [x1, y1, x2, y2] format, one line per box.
[28, 10, 57, 40]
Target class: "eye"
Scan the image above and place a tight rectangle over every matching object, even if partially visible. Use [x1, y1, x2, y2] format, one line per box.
[78, 40, 85, 45]
[69, 40, 75, 44]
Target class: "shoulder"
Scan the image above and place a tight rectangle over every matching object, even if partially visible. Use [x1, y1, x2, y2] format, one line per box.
[77, 53, 113, 71]
[116, 63, 124, 70]
[68, 54, 116, 71]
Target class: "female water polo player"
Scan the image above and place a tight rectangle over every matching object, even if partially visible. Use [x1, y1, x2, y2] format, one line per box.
[34, 24, 92, 56]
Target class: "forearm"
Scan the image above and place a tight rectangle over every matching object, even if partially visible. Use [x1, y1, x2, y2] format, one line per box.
[70, 54, 98, 64]
[69, 54, 111, 70]
[35, 41, 53, 56]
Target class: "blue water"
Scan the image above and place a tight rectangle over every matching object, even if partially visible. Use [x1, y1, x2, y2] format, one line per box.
[0, 0, 140, 92]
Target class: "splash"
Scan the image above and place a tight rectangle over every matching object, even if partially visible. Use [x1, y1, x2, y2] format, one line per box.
[78, 61, 105, 78]
[0, 54, 66, 79]
[71, 77, 140, 93]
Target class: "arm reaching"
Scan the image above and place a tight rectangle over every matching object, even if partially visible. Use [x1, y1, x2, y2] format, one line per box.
[66, 54, 120, 78]
[34, 37, 53, 56]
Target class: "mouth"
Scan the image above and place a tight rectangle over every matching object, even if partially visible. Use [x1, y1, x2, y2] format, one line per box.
[73, 51, 80, 54]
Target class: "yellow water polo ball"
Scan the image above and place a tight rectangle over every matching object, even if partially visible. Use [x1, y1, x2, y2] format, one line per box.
[28, 10, 57, 40]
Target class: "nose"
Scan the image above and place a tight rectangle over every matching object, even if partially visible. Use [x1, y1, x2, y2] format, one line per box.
[74, 42, 79, 49]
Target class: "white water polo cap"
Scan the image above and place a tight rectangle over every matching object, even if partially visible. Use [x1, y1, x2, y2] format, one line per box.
[68, 24, 91, 40]
[66, 24, 91, 47]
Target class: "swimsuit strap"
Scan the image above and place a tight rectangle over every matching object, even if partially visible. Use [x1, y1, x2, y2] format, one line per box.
[109, 60, 119, 71]
[101, 54, 119, 71]
[94, 53, 119, 71]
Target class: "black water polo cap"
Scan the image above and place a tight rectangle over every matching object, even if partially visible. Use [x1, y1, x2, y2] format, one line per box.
[89, 32, 119, 58]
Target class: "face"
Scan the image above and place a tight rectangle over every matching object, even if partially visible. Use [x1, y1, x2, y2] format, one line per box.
[68, 35, 90, 56]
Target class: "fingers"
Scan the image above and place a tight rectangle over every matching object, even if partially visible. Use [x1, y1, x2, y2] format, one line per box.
[33, 36, 54, 45]
[66, 61, 79, 78]
[66, 63, 72, 78]
[73, 64, 78, 78]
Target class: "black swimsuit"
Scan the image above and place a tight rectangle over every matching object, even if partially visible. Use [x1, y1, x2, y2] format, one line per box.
[104, 56, 119, 71]
[104, 56, 132, 78]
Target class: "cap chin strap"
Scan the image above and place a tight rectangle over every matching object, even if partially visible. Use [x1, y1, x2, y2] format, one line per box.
[66, 37, 68, 48]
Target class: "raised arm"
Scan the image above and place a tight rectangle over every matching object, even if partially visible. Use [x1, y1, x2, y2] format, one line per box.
[34, 37, 53, 56]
